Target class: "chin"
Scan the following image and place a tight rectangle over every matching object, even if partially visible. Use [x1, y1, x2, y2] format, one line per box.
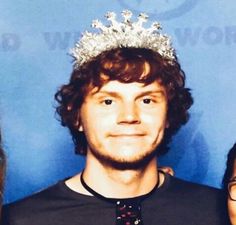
[91, 148, 157, 170]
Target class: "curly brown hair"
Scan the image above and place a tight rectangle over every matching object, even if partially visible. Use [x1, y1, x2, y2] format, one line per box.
[55, 47, 193, 155]
[223, 143, 236, 190]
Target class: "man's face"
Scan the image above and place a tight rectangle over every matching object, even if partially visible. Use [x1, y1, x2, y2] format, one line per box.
[79, 80, 168, 168]
[228, 161, 236, 225]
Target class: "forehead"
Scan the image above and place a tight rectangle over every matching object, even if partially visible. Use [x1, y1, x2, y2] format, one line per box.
[90, 80, 166, 96]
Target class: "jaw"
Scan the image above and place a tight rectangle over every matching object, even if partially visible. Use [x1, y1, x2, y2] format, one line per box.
[86, 143, 158, 171]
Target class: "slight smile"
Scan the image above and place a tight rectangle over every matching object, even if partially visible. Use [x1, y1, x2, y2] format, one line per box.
[109, 134, 146, 137]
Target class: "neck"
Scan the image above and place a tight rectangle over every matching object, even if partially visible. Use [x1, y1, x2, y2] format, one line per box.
[66, 153, 162, 199]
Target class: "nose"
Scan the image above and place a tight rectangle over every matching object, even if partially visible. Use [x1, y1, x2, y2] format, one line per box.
[117, 103, 141, 124]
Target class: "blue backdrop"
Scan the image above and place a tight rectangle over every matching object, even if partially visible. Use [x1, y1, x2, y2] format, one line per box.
[1, 1, 236, 203]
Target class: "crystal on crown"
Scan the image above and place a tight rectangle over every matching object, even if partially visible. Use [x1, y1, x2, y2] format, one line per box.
[70, 10, 176, 68]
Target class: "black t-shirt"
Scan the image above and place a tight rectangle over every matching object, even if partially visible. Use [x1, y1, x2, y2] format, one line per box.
[2, 173, 229, 225]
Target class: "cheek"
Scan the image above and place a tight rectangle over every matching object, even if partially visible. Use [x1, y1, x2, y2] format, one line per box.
[141, 109, 167, 127]
[81, 111, 114, 136]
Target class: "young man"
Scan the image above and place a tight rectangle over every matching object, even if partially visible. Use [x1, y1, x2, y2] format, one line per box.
[223, 143, 236, 224]
[2, 10, 228, 225]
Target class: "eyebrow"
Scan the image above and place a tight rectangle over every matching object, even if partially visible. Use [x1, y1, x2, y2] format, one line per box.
[93, 90, 166, 98]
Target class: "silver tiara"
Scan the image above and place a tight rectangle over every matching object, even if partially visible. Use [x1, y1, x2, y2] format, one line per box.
[70, 10, 176, 68]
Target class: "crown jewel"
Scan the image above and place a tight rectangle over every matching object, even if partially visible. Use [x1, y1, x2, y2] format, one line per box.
[70, 10, 176, 68]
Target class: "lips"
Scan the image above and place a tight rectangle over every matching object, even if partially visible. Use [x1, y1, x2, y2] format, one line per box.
[109, 133, 145, 137]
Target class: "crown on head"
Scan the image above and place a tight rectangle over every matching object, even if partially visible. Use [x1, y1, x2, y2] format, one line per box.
[70, 10, 176, 68]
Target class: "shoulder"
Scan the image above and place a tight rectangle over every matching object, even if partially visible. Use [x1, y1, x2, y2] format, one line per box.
[6, 181, 63, 208]
[1, 180, 105, 225]
[158, 174, 229, 224]
[1, 181, 65, 224]
[168, 175, 220, 192]
[163, 175, 223, 203]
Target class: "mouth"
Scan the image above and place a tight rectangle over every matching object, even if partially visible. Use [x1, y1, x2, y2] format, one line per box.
[109, 133, 145, 137]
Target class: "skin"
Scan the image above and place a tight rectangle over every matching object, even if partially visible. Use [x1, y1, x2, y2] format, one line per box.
[158, 166, 174, 176]
[66, 79, 169, 198]
[228, 160, 236, 225]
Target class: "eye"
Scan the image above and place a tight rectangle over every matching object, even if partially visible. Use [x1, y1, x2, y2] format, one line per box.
[104, 99, 113, 105]
[142, 98, 152, 104]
